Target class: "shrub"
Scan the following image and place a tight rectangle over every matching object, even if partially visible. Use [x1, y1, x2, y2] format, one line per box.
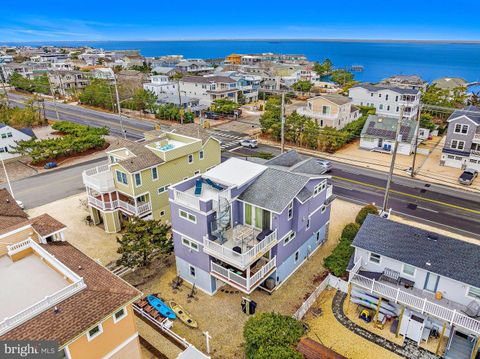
[355, 204, 379, 225]
[253, 345, 302, 359]
[324, 240, 354, 277]
[341, 222, 360, 242]
[244, 312, 304, 359]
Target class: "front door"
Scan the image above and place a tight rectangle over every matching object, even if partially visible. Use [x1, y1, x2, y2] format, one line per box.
[378, 138, 383, 148]
[262, 210, 271, 230]
[406, 315, 424, 344]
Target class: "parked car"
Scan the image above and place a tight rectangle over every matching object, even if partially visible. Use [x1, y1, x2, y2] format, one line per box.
[204, 111, 220, 120]
[44, 161, 58, 169]
[16, 200, 24, 210]
[458, 168, 478, 185]
[316, 159, 332, 172]
[239, 139, 258, 148]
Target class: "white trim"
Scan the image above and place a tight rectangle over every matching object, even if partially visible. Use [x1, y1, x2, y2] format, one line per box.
[151, 167, 159, 181]
[0, 224, 32, 239]
[199, 150, 205, 160]
[102, 332, 139, 359]
[447, 114, 479, 125]
[112, 306, 127, 324]
[450, 139, 466, 151]
[282, 230, 296, 246]
[401, 263, 416, 278]
[134, 172, 142, 188]
[369, 252, 382, 265]
[62, 346, 72, 359]
[179, 209, 197, 223]
[189, 265, 196, 278]
[187, 154, 194, 164]
[466, 286, 480, 301]
[453, 123, 469, 135]
[86, 323, 103, 341]
[181, 237, 200, 252]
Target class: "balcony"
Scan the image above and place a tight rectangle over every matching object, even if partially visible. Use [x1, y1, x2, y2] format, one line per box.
[172, 189, 201, 211]
[87, 193, 152, 216]
[349, 270, 480, 335]
[471, 149, 480, 157]
[297, 107, 339, 121]
[82, 165, 115, 193]
[211, 257, 276, 294]
[203, 228, 277, 270]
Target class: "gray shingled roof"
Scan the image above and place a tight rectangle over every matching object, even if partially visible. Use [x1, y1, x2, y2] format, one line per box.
[352, 215, 480, 288]
[290, 158, 329, 176]
[265, 150, 304, 167]
[447, 105, 480, 125]
[352, 83, 420, 95]
[296, 187, 313, 203]
[238, 168, 309, 213]
[181, 75, 236, 84]
[107, 138, 164, 173]
[320, 94, 352, 106]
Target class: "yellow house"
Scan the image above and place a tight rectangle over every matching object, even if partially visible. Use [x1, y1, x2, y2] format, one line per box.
[0, 190, 143, 358]
[82, 128, 222, 233]
[225, 53, 243, 64]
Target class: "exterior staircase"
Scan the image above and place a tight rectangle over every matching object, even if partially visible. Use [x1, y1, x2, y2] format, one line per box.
[444, 333, 476, 359]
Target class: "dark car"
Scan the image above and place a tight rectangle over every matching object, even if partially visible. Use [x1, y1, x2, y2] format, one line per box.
[204, 111, 220, 120]
[458, 169, 478, 185]
[44, 161, 58, 169]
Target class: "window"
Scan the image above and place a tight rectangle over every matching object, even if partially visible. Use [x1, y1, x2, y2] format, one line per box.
[396, 106, 399, 112]
[321, 205, 326, 214]
[288, 202, 293, 220]
[182, 237, 200, 251]
[151, 167, 158, 180]
[451, 140, 465, 150]
[313, 181, 327, 196]
[306, 218, 311, 230]
[189, 265, 196, 278]
[370, 92, 374, 97]
[467, 286, 480, 300]
[87, 324, 103, 341]
[179, 209, 196, 223]
[379, 104, 384, 110]
[322, 106, 330, 115]
[0, 133, 5, 139]
[199, 150, 204, 160]
[194, 170, 200, 175]
[395, 96, 398, 101]
[454, 124, 469, 134]
[385, 94, 389, 101]
[116, 170, 128, 185]
[402, 264, 416, 277]
[113, 307, 127, 323]
[158, 184, 170, 194]
[387, 105, 390, 111]
[284, 231, 296, 246]
[160, 210, 166, 216]
[378, 93, 382, 98]
[294, 250, 299, 263]
[188, 154, 194, 164]
[316, 231, 321, 243]
[424, 272, 439, 293]
[134, 173, 142, 187]
[369, 253, 381, 264]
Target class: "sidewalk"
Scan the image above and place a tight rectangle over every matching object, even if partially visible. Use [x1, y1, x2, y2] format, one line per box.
[258, 137, 480, 193]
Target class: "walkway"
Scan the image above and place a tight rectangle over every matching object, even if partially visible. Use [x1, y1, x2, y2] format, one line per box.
[332, 291, 439, 359]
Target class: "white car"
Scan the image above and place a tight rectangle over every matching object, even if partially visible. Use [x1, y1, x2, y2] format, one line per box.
[16, 200, 24, 209]
[239, 139, 258, 148]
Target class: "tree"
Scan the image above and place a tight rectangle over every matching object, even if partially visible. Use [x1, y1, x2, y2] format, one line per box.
[292, 80, 313, 92]
[341, 223, 361, 242]
[420, 84, 467, 108]
[211, 99, 240, 115]
[313, 58, 333, 76]
[259, 97, 282, 139]
[9, 72, 34, 92]
[117, 218, 172, 268]
[79, 78, 115, 110]
[467, 91, 480, 106]
[243, 312, 304, 359]
[33, 74, 51, 95]
[122, 89, 158, 112]
[331, 69, 354, 85]
[324, 222, 360, 276]
[130, 61, 152, 74]
[420, 113, 436, 131]
[355, 204, 379, 225]
[253, 345, 302, 359]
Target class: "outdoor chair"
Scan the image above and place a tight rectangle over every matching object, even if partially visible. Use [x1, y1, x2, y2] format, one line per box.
[463, 300, 480, 318]
[380, 267, 400, 284]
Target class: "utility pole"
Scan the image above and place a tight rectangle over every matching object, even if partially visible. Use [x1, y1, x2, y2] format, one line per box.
[177, 79, 183, 125]
[382, 106, 404, 212]
[410, 104, 422, 178]
[0, 151, 14, 199]
[280, 91, 285, 153]
[112, 72, 126, 138]
[0, 66, 10, 109]
[46, 73, 60, 121]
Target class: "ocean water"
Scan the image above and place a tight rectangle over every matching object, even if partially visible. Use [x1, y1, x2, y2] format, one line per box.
[4, 40, 480, 85]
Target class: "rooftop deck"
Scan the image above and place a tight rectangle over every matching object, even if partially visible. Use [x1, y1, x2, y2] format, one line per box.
[0, 254, 69, 320]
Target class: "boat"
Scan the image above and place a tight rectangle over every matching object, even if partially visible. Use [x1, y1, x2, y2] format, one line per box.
[169, 301, 198, 328]
[146, 295, 176, 320]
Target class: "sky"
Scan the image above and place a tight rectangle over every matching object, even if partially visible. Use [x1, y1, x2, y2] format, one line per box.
[1, 1, 480, 42]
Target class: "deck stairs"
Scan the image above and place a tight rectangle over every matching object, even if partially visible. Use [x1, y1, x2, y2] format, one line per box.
[444, 333, 476, 359]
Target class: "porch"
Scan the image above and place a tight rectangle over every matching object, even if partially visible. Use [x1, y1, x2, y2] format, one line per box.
[87, 189, 152, 217]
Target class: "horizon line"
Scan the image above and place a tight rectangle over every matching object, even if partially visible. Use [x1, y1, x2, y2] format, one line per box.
[2, 38, 480, 44]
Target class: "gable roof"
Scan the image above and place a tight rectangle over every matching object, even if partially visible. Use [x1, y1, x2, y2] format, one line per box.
[361, 115, 417, 142]
[351, 83, 420, 95]
[311, 94, 351, 106]
[0, 189, 28, 232]
[107, 138, 164, 173]
[238, 168, 310, 213]
[0, 242, 141, 345]
[432, 77, 467, 90]
[447, 106, 480, 125]
[352, 215, 480, 288]
[29, 214, 66, 237]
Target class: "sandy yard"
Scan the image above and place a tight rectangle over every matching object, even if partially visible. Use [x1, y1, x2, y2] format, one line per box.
[127, 199, 363, 359]
[26, 193, 120, 265]
[304, 289, 403, 359]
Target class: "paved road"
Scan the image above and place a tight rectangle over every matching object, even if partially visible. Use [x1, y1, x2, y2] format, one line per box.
[6, 95, 480, 237]
[8, 93, 155, 140]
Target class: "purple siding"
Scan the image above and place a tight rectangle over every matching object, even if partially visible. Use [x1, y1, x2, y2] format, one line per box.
[173, 232, 211, 272]
[170, 202, 209, 240]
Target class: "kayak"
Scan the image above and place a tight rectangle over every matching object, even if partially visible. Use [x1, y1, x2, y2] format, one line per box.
[147, 295, 176, 320]
[350, 297, 398, 318]
[351, 288, 400, 315]
[169, 301, 198, 328]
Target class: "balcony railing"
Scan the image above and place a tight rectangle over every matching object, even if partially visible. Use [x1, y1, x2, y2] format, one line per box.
[473, 133, 480, 143]
[1, 239, 86, 335]
[211, 257, 276, 293]
[203, 230, 277, 270]
[470, 149, 480, 157]
[172, 189, 201, 211]
[87, 196, 152, 216]
[82, 165, 115, 193]
[350, 272, 480, 335]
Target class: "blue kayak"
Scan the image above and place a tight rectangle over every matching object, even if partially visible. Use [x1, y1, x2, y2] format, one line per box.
[147, 295, 177, 320]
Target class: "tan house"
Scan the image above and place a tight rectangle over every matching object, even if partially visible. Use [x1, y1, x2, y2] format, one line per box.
[297, 94, 360, 129]
[0, 189, 143, 358]
[82, 129, 221, 233]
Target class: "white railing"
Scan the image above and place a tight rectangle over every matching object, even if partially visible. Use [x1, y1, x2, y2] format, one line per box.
[293, 274, 332, 320]
[350, 273, 480, 334]
[136, 202, 152, 215]
[87, 196, 116, 211]
[211, 257, 276, 293]
[348, 259, 362, 282]
[1, 239, 87, 335]
[88, 196, 152, 216]
[326, 185, 333, 199]
[173, 189, 201, 210]
[82, 165, 115, 193]
[471, 149, 480, 157]
[203, 229, 277, 269]
[473, 133, 480, 142]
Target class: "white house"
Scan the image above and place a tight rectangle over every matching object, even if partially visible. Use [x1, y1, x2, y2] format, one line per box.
[0, 124, 34, 160]
[348, 215, 480, 358]
[143, 75, 177, 98]
[349, 84, 420, 120]
[360, 115, 419, 155]
[178, 76, 239, 106]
